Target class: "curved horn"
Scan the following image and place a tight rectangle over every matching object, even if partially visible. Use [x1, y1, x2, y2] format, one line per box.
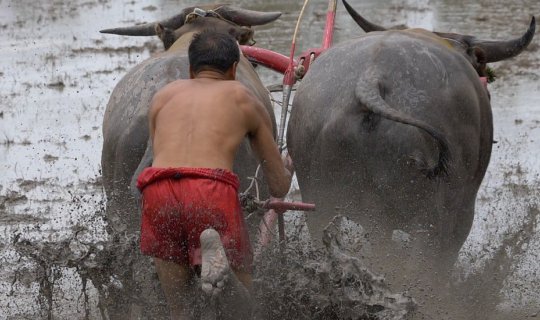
[472, 16, 536, 63]
[342, 0, 386, 32]
[215, 5, 281, 26]
[100, 10, 190, 36]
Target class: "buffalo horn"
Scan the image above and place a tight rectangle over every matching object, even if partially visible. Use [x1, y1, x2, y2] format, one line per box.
[215, 5, 281, 26]
[472, 16, 536, 63]
[342, 0, 386, 32]
[99, 10, 191, 36]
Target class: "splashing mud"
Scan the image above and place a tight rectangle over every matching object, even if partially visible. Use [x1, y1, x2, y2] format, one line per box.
[1, 0, 539, 318]
[453, 204, 540, 320]
[254, 216, 416, 320]
[6, 211, 416, 320]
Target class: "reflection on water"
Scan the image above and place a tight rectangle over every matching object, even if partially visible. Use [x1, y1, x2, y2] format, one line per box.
[1, 0, 539, 318]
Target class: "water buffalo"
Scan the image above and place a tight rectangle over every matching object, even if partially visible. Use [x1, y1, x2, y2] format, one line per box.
[287, 0, 535, 296]
[98, 5, 280, 318]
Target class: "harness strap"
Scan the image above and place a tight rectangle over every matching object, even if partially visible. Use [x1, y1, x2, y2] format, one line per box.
[185, 6, 236, 26]
[184, 7, 256, 45]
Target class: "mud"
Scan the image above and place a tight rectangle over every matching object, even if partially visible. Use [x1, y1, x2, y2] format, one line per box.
[1, 0, 539, 319]
[254, 216, 415, 320]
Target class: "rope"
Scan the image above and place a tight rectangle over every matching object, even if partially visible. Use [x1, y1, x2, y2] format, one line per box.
[292, 0, 311, 51]
[185, 7, 256, 45]
[242, 164, 262, 198]
[185, 6, 236, 27]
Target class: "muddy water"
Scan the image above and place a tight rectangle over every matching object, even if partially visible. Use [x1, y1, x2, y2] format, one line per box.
[1, 0, 539, 319]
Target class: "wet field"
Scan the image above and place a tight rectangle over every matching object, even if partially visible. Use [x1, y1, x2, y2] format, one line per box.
[1, 0, 539, 318]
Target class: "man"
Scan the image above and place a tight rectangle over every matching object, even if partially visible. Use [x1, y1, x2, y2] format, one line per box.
[136, 30, 292, 319]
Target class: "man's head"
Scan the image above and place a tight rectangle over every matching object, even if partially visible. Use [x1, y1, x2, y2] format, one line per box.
[188, 30, 240, 79]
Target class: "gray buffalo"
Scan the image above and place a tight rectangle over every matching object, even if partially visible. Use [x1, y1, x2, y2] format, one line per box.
[98, 5, 280, 318]
[287, 0, 535, 295]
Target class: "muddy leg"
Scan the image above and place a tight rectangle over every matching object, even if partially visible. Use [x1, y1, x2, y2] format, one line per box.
[154, 258, 197, 320]
[200, 228, 254, 319]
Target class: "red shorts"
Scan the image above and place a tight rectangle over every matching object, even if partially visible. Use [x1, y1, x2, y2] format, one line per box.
[137, 167, 252, 272]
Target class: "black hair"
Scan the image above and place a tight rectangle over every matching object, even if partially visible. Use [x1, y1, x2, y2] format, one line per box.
[188, 30, 240, 74]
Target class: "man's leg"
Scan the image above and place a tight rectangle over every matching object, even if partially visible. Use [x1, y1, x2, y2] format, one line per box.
[234, 270, 252, 291]
[154, 258, 196, 320]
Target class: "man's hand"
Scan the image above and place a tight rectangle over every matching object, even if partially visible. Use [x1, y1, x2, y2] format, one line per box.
[281, 151, 294, 175]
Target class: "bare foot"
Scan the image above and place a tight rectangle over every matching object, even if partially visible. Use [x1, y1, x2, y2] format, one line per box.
[200, 228, 254, 319]
[200, 228, 230, 297]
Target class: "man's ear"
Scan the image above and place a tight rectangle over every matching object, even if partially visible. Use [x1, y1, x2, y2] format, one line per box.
[467, 46, 488, 77]
[189, 65, 196, 79]
[229, 61, 238, 80]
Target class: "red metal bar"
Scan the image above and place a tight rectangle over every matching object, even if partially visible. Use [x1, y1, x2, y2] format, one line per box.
[322, 0, 337, 49]
[295, 48, 325, 79]
[264, 200, 316, 213]
[258, 209, 278, 249]
[241, 0, 336, 78]
[283, 43, 297, 86]
[240, 46, 292, 74]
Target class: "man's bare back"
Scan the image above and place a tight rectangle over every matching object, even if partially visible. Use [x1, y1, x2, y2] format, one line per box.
[149, 70, 291, 198]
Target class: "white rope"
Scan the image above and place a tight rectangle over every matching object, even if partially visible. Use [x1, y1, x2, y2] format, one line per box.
[276, 0, 311, 153]
[292, 0, 311, 48]
[243, 164, 262, 198]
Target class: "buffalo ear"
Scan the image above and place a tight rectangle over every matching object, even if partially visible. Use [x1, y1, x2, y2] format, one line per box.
[467, 46, 488, 77]
[230, 27, 254, 45]
[155, 23, 165, 39]
[155, 23, 176, 50]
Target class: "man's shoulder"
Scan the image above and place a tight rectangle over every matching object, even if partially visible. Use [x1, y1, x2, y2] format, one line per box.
[153, 79, 189, 100]
[162, 79, 191, 91]
[224, 81, 257, 102]
[154, 79, 181, 93]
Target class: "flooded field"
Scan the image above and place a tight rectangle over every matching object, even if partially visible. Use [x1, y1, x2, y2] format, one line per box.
[1, 0, 539, 319]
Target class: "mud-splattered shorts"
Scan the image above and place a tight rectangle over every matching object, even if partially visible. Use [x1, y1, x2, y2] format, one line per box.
[137, 167, 252, 272]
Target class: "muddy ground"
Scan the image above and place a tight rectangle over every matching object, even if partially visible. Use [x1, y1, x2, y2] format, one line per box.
[0, 0, 539, 319]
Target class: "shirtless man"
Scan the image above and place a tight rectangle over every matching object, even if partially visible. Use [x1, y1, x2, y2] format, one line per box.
[136, 30, 292, 319]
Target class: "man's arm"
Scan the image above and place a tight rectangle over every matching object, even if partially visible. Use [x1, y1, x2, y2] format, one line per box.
[244, 90, 292, 198]
[148, 90, 165, 142]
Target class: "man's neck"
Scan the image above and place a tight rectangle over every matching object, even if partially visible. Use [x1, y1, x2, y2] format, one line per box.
[194, 70, 229, 81]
